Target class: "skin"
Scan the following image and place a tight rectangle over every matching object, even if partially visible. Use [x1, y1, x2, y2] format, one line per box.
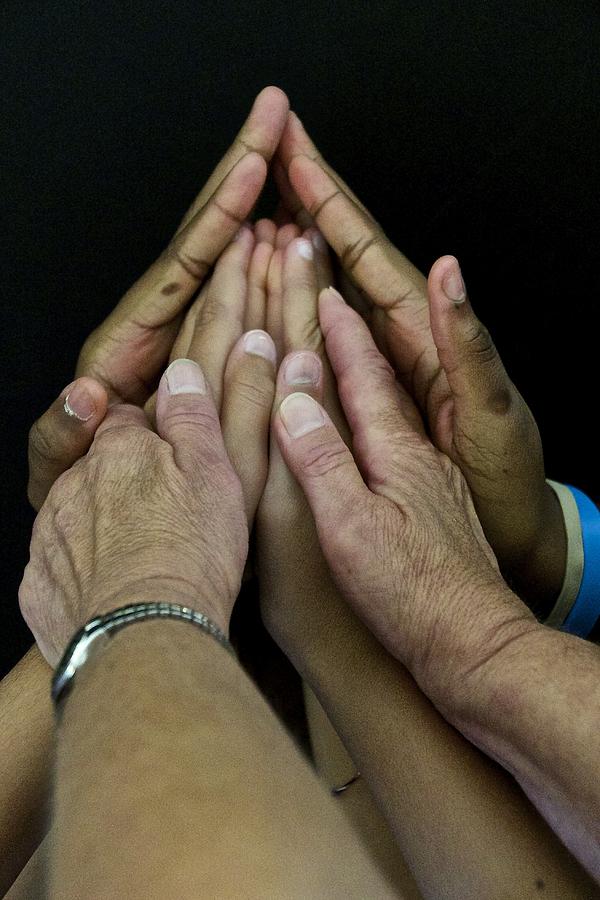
[257, 229, 596, 899]
[7, 85, 596, 891]
[3, 88, 288, 893]
[274, 111, 567, 612]
[273, 287, 600, 881]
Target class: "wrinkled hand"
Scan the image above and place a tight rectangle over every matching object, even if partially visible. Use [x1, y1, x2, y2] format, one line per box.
[273, 288, 538, 708]
[274, 113, 565, 607]
[27, 86, 289, 511]
[19, 359, 248, 667]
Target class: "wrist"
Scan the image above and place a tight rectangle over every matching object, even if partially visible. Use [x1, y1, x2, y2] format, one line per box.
[505, 482, 567, 615]
[91, 578, 231, 637]
[411, 576, 540, 719]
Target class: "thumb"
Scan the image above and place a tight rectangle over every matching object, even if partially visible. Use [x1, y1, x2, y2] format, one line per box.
[428, 255, 514, 425]
[28, 377, 108, 511]
[156, 358, 230, 473]
[274, 391, 369, 543]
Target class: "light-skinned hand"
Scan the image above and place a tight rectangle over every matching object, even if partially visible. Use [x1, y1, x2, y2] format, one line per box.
[273, 287, 539, 709]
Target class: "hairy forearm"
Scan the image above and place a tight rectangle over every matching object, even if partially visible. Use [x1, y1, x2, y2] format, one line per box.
[0, 645, 53, 895]
[261, 562, 596, 899]
[448, 617, 600, 881]
[51, 618, 397, 899]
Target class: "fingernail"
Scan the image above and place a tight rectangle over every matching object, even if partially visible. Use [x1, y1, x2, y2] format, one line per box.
[325, 286, 345, 304]
[64, 382, 96, 422]
[280, 392, 325, 438]
[283, 351, 321, 386]
[165, 359, 206, 395]
[310, 229, 327, 253]
[296, 239, 314, 261]
[442, 259, 466, 306]
[243, 330, 277, 365]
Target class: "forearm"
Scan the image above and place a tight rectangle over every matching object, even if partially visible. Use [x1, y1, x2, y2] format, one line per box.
[0, 645, 53, 895]
[447, 618, 600, 881]
[262, 567, 596, 899]
[51, 618, 398, 899]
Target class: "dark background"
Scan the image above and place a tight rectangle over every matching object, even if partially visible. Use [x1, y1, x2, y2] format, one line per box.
[1, 0, 599, 681]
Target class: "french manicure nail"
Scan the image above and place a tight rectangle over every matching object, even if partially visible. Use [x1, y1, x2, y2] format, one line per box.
[280, 392, 325, 438]
[283, 352, 321, 386]
[64, 382, 95, 422]
[442, 259, 466, 306]
[166, 359, 206, 395]
[296, 239, 314, 261]
[243, 330, 277, 365]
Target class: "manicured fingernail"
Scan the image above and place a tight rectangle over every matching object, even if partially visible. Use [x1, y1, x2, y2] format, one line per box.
[442, 259, 466, 306]
[325, 286, 345, 304]
[280, 392, 325, 438]
[64, 382, 95, 422]
[165, 359, 206, 395]
[296, 239, 314, 260]
[310, 229, 327, 253]
[283, 351, 321, 386]
[243, 330, 277, 365]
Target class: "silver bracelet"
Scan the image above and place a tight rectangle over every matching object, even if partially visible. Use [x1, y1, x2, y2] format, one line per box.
[51, 602, 235, 716]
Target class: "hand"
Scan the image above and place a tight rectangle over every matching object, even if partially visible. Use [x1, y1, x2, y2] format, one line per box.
[274, 113, 566, 608]
[273, 287, 539, 709]
[27, 86, 289, 510]
[258, 222, 348, 648]
[19, 359, 249, 667]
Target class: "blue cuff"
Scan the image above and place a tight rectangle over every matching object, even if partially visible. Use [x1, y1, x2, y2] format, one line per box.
[561, 486, 600, 638]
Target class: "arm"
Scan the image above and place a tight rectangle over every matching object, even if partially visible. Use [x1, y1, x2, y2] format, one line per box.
[259, 233, 595, 898]
[0, 646, 53, 895]
[273, 288, 600, 883]
[51, 618, 397, 899]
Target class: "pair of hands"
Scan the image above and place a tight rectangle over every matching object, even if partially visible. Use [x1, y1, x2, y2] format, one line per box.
[20, 87, 554, 699]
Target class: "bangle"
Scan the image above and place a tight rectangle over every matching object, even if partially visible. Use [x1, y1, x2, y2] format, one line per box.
[544, 480, 584, 627]
[52, 602, 235, 717]
[560, 487, 600, 638]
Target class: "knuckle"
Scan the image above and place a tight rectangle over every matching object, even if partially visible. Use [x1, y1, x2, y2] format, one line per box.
[299, 435, 352, 479]
[229, 374, 273, 413]
[163, 238, 210, 282]
[28, 418, 61, 465]
[341, 230, 383, 273]
[462, 320, 497, 365]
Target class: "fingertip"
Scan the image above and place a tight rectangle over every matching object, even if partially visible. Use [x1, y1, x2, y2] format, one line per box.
[61, 377, 108, 425]
[278, 350, 323, 395]
[428, 255, 467, 308]
[241, 329, 278, 367]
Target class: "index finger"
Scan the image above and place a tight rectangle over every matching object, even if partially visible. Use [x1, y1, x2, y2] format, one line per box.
[176, 86, 290, 234]
[287, 155, 441, 399]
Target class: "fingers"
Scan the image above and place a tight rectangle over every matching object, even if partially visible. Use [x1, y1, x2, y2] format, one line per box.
[27, 378, 108, 510]
[276, 223, 302, 249]
[266, 248, 284, 359]
[317, 287, 427, 491]
[273, 388, 369, 534]
[221, 331, 277, 524]
[176, 87, 290, 234]
[245, 240, 274, 333]
[275, 111, 376, 224]
[113, 154, 266, 332]
[185, 226, 255, 411]
[282, 237, 322, 356]
[254, 218, 277, 245]
[427, 256, 513, 425]
[155, 359, 228, 473]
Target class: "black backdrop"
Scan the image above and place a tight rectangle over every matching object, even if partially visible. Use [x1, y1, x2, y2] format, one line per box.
[1, 0, 599, 678]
